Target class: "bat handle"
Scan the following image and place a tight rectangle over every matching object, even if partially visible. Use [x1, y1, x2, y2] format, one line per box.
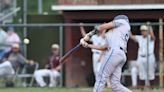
[59, 43, 81, 64]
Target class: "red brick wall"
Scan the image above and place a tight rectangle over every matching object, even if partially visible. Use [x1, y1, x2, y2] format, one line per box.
[63, 10, 164, 87]
[64, 24, 93, 87]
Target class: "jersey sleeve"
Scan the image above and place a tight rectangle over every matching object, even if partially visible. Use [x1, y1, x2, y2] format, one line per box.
[90, 35, 94, 42]
[113, 19, 130, 31]
[101, 38, 106, 45]
[18, 54, 27, 65]
[134, 35, 141, 42]
[113, 19, 125, 27]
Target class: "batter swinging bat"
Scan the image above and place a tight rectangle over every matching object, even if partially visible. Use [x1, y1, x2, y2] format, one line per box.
[59, 43, 81, 64]
[59, 28, 97, 64]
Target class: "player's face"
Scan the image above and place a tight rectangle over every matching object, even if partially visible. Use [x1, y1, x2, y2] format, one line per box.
[141, 30, 147, 37]
[52, 48, 59, 55]
[7, 31, 13, 36]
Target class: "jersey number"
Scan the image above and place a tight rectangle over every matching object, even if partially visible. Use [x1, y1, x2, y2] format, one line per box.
[125, 34, 128, 42]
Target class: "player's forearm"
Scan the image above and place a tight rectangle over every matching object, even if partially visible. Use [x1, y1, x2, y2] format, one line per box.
[25, 60, 34, 65]
[101, 29, 106, 38]
[55, 65, 61, 71]
[98, 51, 105, 62]
[98, 22, 114, 32]
[129, 32, 136, 41]
[25, 60, 29, 64]
[87, 44, 108, 51]
[149, 26, 156, 40]
[80, 26, 86, 37]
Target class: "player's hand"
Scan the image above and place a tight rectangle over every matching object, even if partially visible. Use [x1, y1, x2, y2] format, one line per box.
[45, 64, 49, 68]
[55, 66, 61, 71]
[80, 38, 88, 48]
[28, 60, 34, 65]
[84, 28, 99, 41]
[83, 34, 90, 41]
[79, 23, 84, 27]
[146, 21, 151, 25]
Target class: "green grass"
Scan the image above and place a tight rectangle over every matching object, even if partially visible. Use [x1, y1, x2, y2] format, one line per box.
[0, 88, 163, 92]
[0, 88, 91, 92]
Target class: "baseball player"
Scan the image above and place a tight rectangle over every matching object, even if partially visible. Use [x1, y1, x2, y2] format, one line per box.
[34, 44, 60, 87]
[0, 28, 7, 59]
[80, 23, 106, 79]
[80, 15, 131, 92]
[0, 43, 34, 77]
[129, 24, 156, 89]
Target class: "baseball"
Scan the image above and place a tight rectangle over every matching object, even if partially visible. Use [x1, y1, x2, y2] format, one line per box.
[24, 38, 30, 44]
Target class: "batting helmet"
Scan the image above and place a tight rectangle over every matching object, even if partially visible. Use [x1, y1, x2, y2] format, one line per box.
[114, 15, 129, 22]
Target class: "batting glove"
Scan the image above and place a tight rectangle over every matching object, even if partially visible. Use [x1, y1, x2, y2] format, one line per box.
[83, 26, 100, 41]
[83, 34, 91, 41]
[80, 38, 88, 48]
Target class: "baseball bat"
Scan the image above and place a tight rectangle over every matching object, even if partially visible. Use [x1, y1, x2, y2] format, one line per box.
[59, 43, 81, 64]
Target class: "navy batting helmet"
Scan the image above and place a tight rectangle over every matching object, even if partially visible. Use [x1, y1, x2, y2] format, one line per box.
[114, 15, 129, 22]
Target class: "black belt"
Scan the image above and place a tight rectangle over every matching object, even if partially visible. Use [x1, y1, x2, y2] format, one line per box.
[107, 47, 125, 52]
[140, 54, 153, 57]
[120, 47, 123, 51]
[94, 51, 101, 54]
[120, 47, 127, 53]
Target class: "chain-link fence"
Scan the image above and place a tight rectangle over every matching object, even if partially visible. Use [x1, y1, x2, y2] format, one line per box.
[0, 0, 17, 23]
[0, 22, 163, 87]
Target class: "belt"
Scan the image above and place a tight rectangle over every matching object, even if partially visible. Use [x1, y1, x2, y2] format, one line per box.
[107, 47, 126, 53]
[120, 47, 123, 51]
[120, 47, 127, 53]
[93, 51, 101, 54]
[140, 54, 153, 57]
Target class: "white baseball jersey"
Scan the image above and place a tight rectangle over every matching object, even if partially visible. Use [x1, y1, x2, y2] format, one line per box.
[93, 19, 132, 92]
[135, 35, 155, 56]
[90, 35, 106, 53]
[135, 35, 156, 80]
[90, 35, 106, 78]
[105, 19, 130, 50]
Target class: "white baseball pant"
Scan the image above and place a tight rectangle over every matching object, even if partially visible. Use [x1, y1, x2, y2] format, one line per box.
[0, 61, 15, 77]
[92, 53, 102, 79]
[137, 54, 156, 80]
[130, 61, 138, 87]
[34, 69, 60, 87]
[93, 49, 132, 92]
[131, 66, 138, 87]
